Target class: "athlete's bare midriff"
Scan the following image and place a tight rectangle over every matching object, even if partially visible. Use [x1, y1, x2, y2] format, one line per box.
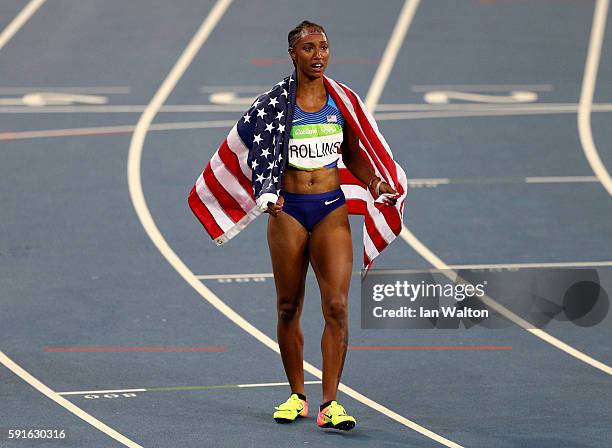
[281, 166, 341, 194]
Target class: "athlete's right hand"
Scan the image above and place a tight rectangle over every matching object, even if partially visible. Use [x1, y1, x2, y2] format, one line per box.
[265, 196, 284, 217]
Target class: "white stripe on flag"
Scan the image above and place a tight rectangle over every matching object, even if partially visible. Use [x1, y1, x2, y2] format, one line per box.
[210, 152, 255, 212]
[195, 173, 235, 230]
[343, 184, 396, 243]
[363, 226, 381, 262]
[227, 124, 252, 180]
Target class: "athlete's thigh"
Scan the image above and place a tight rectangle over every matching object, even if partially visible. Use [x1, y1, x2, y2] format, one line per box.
[308, 206, 353, 295]
[267, 212, 310, 302]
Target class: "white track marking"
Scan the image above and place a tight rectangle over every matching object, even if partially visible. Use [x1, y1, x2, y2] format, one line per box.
[57, 381, 323, 396]
[127, 1, 462, 446]
[0, 0, 46, 51]
[0, 351, 143, 447]
[200, 85, 271, 93]
[412, 84, 553, 92]
[447, 260, 612, 269]
[0, 86, 130, 94]
[363, 0, 612, 376]
[2, 102, 612, 114]
[59, 389, 147, 396]
[424, 90, 537, 104]
[365, 0, 421, 111]
[237, 380, 321, 388]
[196, 272, 274, 280]
[525, 176, 597, 183]
[195, 260, 612, 280]
[578, 0, 612, 197]
[375, 105, 612, 121]
[0, 120, 235, 140]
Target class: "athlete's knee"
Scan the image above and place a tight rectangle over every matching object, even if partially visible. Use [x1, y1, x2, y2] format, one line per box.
[277, 296, 301, 322]
[322, 295, 348, 324]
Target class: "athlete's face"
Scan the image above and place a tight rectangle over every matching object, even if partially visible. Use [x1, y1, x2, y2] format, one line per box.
[289, 31, 329, 79]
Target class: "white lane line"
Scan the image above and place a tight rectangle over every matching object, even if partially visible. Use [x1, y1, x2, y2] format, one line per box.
[127, 1, 462, 446]
[237, 380, 321, 388]
[2, 102, 612, 114]
[578, 0, 612, 197]
[200, 85, 270, 93]
[364, 1, 612, 376]
[0, 0, 46, 51]
[195, 260, 612, 280]
[59, 389, 147, 396]
[0, 86, 130, 94]
[0, 120, 235, 140]
[412, 84, 554, 92]
[525, 176, 597, 183]
[375, 106, 612, 121]
[0, 351, 143, 447]
[57, 381, 323, 396]
[448, 260, 612, 270]
[365, 0, 421, 111]
[196, 272, 274, 280]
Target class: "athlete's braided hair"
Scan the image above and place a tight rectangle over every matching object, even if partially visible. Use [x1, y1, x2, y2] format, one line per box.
[288, 20, 327, 49]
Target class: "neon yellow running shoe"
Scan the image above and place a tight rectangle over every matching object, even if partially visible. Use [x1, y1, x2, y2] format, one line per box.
[317, 401, 356, 431]
[273, 393, 308, 423]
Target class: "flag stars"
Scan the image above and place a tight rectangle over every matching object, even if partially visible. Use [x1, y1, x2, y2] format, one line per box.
[273, 176, 278, 183]
[277, 123, 285, 133]
[281, 89, 288, 98]
[267, 161, 274, 171]
[276, 80, 286, 87]
[257, 108, 267, 119]
[261, 148, 271, 158]
[242, 113, 251, 123]
[268, 97, 279, 108]
[253, 134, 263, 145]
[276, 110, 284, 121]
[251, 159, 259, 170]
[255, 173, 265, 183]
[264, 122, 275, 133]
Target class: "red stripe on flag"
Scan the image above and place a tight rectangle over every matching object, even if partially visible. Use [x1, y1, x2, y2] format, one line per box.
[364, 215, 388, 253]
[188, 185, 224, 239]
[345, 198, 367, 215]
[339, 168, 364, 186]
[351, 101, 401, 193]
[203, 163, 246, 223]
[334, 84, 389, 180]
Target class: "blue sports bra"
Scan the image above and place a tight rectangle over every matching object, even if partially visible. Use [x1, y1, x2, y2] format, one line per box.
[287, 94, 346, 171]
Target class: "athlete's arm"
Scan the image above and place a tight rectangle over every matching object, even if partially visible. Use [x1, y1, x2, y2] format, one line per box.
[341, 125, 397, 204]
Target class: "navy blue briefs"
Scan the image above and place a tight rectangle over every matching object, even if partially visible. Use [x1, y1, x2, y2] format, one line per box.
[281, 188, 346, 232]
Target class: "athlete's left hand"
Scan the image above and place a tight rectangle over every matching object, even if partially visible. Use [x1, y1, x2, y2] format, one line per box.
[370, 178, 398, 205]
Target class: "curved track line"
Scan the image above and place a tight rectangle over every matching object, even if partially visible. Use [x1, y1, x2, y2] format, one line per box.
[126, 0, 463, 446]
[0, 0, 45, 51]
[578, 0, 612, 196]
[0, 351, 143, 447]
[362, 0, 612, 375]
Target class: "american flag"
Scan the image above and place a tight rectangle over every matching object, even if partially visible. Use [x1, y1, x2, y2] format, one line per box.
[188, 73, 407, 269]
